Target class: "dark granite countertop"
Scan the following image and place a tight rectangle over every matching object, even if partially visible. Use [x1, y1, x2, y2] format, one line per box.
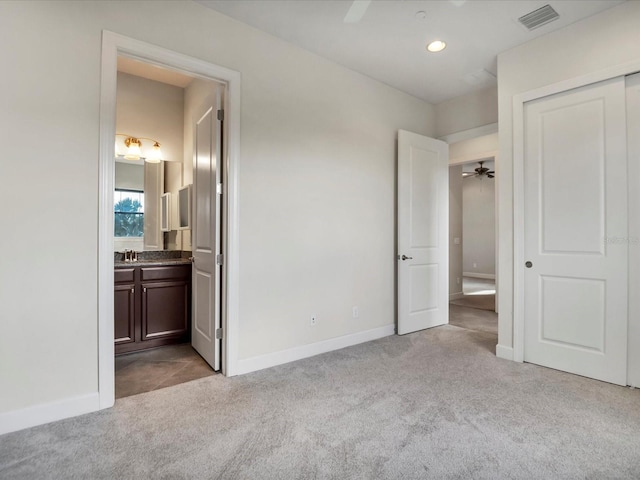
[114, 258, 192, 268]
[114, 250, 192, 268]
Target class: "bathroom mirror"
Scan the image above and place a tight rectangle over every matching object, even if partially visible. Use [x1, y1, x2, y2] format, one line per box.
[161, 192, 171, 232]
[178, 184, 192, 230]
[114, 160, 166, 251]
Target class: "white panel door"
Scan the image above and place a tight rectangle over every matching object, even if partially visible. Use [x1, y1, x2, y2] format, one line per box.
[398, 130, 449, 335]
[626, 72, 640, 388]
[191, 88, 222, 370]
[523, 77, 628, 385]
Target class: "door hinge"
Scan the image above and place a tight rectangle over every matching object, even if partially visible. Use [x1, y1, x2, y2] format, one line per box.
[215, 328, 223, 340]
[216, 254, 224, 266]
[217, 109, 224, 121]
[216, 183, 223, 195]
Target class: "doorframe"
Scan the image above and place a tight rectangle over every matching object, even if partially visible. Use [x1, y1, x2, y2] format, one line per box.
[98, 31, 241, 409]
[512, 59, 640, 369]
[444, 125, 499, 316]
[449, 155, 498, 309]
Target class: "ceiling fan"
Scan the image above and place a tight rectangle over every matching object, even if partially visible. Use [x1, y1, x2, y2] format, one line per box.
[463, 161, 495, 178]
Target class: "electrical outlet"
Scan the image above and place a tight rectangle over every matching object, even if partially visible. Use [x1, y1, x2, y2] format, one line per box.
[457, 277, 461, 285]
[352, 306, 359, 319]
[310, 315, 317, 326]
[473, 262, 477, 268]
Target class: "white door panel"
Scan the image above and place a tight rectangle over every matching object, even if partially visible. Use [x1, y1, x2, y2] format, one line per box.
[398, 130, 448, 335]
[524, 77, 628, 385]
[627, 72, 640, 388]
[192, 87, 222, 370]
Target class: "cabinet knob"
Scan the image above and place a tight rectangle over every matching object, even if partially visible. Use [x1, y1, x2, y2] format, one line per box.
[130, 288, 134, 294]
[143, 287, 147, 293]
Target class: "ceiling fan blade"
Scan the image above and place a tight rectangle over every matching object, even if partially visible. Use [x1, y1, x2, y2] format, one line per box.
[488, 174, 495, 178]
[462, 172, 474, 177]
[343, 0, 371, 23]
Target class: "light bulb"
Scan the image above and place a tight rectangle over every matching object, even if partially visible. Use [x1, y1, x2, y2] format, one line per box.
[147, 142, 163, 163]
[124, 138, 142, 160]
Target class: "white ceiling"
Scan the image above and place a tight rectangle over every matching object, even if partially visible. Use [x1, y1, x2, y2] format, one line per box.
[117, 56, 193, 88]
[196, 0, 625, 104]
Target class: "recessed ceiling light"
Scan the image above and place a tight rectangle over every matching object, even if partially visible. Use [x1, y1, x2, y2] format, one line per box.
[426, 40, 447, 53]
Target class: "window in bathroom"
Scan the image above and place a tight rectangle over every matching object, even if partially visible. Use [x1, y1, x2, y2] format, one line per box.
[114, 189, 144, 237]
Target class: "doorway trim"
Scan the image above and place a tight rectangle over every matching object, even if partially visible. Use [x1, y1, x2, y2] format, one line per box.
[512, 59, 640, 370]
[445, 128, 499, 321]
[98, 31, 241, 409]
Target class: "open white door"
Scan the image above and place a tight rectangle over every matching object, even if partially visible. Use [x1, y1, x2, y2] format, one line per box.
[191, 88, 222, 370]
[523, 77, 628, 385]
[397, 130, 449, 335]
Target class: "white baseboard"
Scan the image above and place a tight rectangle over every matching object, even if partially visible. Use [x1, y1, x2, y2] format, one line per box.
[0, 393, 100, 436]
[463, 272, 496, 280]
[449, 292, 464, 301]
[495, 344, 514, 361]
[236, 324, 396, 376]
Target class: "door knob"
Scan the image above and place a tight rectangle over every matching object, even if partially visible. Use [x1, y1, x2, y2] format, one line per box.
[401, 255, 413, 261]
[525, 261, 533, 268]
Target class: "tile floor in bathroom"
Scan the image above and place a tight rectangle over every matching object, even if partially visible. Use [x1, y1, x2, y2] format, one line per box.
[115, 343, 215, 399]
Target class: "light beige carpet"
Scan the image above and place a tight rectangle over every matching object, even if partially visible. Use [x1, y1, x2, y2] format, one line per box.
[2, 325, 640, 479]
[450, 293, 495, 311]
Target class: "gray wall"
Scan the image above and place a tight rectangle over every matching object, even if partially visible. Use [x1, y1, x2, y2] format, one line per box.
[463, 177, 496, 276]
[496, 0, 640, 352]
[449, 165, 463, 297]
[0, 0, 435, 416]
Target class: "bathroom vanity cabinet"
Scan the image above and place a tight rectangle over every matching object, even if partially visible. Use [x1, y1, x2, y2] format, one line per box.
[114, 262, 191, 354]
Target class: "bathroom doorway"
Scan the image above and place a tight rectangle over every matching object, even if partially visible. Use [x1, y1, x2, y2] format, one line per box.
[99, 32, 241, 408]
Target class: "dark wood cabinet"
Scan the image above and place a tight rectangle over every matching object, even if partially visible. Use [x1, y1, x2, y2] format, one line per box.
[115, 263, 191, 355]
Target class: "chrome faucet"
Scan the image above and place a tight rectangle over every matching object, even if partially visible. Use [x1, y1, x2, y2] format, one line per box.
[123, 250, 139, 262]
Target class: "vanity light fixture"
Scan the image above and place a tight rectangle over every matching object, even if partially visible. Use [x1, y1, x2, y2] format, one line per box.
[426, 40, 447, 53]
[115, 133, 164, 163]
[123, 137, 142, 160]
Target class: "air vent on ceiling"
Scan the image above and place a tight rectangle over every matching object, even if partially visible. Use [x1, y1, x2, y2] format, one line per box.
[518, 4, 559, 31]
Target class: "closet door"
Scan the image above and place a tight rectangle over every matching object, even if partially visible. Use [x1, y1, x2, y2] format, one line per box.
[523, 76, 628, 385]
[626, 72, 640, 388]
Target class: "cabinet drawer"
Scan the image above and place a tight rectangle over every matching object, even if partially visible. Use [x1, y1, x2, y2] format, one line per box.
[114, 268, 135, 284]
[141, 265, 191, 281]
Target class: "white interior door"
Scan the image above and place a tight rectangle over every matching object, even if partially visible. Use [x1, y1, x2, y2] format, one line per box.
[397, 130, 449, 335]
[191, 88, 222, 370]
[626, 72, 640, 388]
[523, 77, 628, 385]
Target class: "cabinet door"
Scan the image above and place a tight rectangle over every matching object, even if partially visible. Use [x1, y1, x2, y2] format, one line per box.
[141, 281, 190, 341]
[114, 284, 135, 345]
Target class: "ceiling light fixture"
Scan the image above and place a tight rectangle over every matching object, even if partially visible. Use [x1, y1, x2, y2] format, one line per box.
[426, 40, 447, 53]
[115, 134, 164, 163]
